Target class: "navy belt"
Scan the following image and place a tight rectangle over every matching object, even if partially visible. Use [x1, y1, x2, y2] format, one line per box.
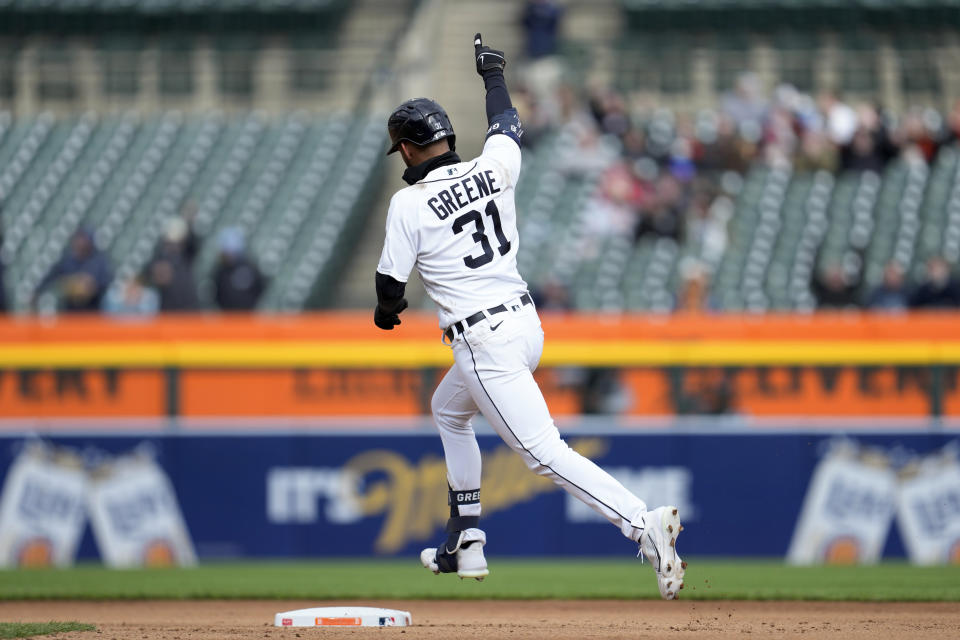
[445, 293, 532, 341]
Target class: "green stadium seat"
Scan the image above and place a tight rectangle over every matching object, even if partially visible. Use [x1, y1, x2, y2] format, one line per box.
[0, 111, 383, 312]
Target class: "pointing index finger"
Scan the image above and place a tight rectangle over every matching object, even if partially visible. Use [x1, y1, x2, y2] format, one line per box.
[474, 33, 483, 51]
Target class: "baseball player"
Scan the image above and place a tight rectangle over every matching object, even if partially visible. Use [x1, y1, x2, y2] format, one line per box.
[374, 34, 686, 599]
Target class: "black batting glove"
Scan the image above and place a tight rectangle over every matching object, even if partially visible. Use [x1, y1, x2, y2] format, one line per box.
[374, 298, 408, 330]
[474, 33, 506, 76]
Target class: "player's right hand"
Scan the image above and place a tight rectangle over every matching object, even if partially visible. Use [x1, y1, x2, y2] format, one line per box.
[474, 33, 506, 76]
[374, 298, 408, 330]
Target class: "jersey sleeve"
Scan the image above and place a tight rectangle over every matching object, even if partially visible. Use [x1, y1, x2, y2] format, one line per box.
[481, 134, 521, 188]
[376, 192, 418, 283]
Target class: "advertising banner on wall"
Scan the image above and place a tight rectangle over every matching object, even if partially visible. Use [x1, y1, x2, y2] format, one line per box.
[0, 366, 954, 420]
[896, 444, 960, 565]
[87, 451, 196, 568]
[0, 442, 195, 567]
[786, 441, 898, 565]
[0, 369, 165, 419]
[0, 429, 957, 562]
[0, 443, 87, 567]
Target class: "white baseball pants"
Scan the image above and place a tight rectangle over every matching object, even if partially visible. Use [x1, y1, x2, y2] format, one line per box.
[431, 299, 647, 542]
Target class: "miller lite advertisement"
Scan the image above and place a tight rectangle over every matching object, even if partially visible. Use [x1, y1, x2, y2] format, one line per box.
[1, 431, 958, 561]
[87, 451, 197, 568]
[896, 444, 960, 565]
[0, 443, 88, 568]
[787, 440, 897, 565]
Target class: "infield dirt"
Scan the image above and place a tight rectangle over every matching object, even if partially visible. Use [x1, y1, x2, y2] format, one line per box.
[2, 600, 959, 639]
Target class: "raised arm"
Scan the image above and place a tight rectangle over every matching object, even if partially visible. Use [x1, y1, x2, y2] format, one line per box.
[474, 33, 522, 148]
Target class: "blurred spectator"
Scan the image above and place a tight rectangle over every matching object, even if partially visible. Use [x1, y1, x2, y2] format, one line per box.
[699, 115, 752, 173]
[586, 162, 644, 240]
[103, 275, 160, 316]
[866, 262, 909, 311]
[521, 0, 563, 60]
[589, 89, 631, 139]
[813, 264, 859, 310]
[214, 227, 265, 311]
[686, 191, 731, 268]
[176, 199, 201, 262]
[635, 174, 684, 241]
[676, 259, 715, 312]
[941, 98, 960, 148]
[819, 91, 857, 146]
[899, 107, 940, 164]
[38, 228, 111, 312]
[530, 278, 573, 311]
[555, 119, 617, 175]
[512, 73, 960, 315]
[909, 256, 960, 309]
[762, 100, 799, 167]
[145, 217, 200, 311]
[795, 130, 838, 173]
[842, 127, 886, 173]
[668, 122, 698, 181]
[722, 73, 767, 130]
[840, 104, 896, 172]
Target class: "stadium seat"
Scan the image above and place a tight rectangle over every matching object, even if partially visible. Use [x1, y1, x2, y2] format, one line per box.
[0, 111, 383, 312]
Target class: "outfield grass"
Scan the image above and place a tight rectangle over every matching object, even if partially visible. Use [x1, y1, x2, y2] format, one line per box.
[0, 622, 94, 639]
[1, 560, 958, 601]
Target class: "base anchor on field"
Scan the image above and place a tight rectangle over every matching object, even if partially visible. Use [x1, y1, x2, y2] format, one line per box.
[274, 606, 412, 627]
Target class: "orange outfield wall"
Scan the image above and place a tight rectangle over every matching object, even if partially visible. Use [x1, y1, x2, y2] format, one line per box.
[0, 312, 958, 419]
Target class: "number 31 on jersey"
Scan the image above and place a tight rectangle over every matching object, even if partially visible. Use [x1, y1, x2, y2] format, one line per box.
[453, 200, 510, 269]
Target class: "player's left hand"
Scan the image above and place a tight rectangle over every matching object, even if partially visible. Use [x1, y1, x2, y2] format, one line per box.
[474, 33, 506, 76]
[374, 299, 408, 330]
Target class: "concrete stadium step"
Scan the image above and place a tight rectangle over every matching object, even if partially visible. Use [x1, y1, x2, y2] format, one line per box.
[334, 0, 526, 310]
[432, 0, 524, 153]
[332, 164, 410, 309]
[564, 0, 621, 45]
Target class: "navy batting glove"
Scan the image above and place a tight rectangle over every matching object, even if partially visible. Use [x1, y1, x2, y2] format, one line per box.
[374, 298, 408, 330]
[374, 305, 400, 330]
[474, 33, 505, 76]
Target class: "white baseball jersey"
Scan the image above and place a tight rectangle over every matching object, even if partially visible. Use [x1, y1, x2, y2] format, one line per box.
[377, 135, 529, 328]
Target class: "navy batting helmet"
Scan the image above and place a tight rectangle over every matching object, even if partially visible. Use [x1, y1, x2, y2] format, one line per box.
[386, 98, 456, 155]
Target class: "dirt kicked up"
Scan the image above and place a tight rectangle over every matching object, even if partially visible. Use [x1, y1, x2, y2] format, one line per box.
[2, 600, 960, 640]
